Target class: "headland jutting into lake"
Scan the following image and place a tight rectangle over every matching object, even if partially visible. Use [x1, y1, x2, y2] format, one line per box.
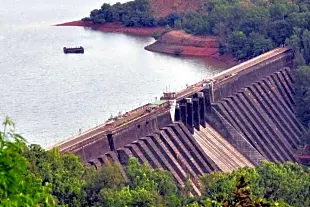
[56, 20, 236, 66]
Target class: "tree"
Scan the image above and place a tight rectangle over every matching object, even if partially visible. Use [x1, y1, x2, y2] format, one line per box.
[0, 117, 56, 207]
[302, 29, 310, 63]
[293, 51, 306, 68]
[86, 0, 155, 27]
[99, 186, 156, 207]
[221, 176, 291, 207]
[24, 144, 86, 207]
[166, 13, 180, 27]
[286, 33, 302, 52]
[213, 22, 229, 47]
[126, 158, 178, 198]
[228, 31, 251, 60]
[200, 162, 310, 207]
[287, 12, 310, 29]
[248, 33, 273, 57]
[294, 65, 310, 128]
[182, 12, 210, 35]
[269, 2, 289, 21]
[286, 32, 306, 67]
[187, 172, 293, 206]
[240, 6, 269, 36]
[89, 158, 180, 207]
[83, 162, 126, 206]
[255, 162, 309, 205]
[268, 20, 293, 45]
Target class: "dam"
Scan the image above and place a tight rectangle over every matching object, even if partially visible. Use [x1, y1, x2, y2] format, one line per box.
[52, 47, 304, 194]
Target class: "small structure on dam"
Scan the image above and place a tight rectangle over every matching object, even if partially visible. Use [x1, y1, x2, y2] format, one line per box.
[52, 47, 304, 194]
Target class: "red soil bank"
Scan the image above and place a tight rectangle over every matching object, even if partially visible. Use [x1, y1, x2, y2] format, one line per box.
[145, 30, 218, 56]
[56, 20, 165, 36]
[145, 30, 236, 65]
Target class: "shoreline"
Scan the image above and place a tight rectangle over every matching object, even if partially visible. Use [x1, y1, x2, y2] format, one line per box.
[144, 30, 236, 66]
[55, 20, 166, 36]
[55, 20, 236, 66]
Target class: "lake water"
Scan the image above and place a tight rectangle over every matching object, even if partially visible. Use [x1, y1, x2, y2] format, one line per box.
[0, 0, 226, 147]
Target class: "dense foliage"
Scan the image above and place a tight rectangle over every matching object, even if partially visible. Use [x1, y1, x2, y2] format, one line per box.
[0, 117, 55, 207]
[23, 144, 180, 207]
[198, 161, 310, 207]
[24, 145, 86, 206]
[165, 0, 310, 60]
[3, 117, 310, 206]
[83, 0, 156, 27]
[294, 65, 310, 147]
[294, 65, 310, 128]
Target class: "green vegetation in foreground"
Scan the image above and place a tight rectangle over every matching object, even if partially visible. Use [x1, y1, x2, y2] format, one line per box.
[1, 117, 310, 207]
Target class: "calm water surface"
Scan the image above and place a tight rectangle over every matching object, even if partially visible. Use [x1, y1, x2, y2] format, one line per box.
[0, 0, 227, 147]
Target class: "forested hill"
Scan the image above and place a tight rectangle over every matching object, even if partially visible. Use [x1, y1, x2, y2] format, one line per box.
[83, 0, 310, 61]
[82, 0, 205, 26]
[82, 0, 157, 27]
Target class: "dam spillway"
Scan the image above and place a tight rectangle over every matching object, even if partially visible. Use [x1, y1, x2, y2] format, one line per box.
[52, 47, 304, 192]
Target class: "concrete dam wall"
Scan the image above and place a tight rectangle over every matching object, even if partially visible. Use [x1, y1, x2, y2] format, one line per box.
[212, 68, 304, 162]
[89, 122, 220, 195]
[53, 47, 304, 192]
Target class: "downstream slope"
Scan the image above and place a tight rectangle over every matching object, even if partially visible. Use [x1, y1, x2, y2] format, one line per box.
[212, 67, 304, 162]
[88, 122, 220, 195]
[193, 123, 254, 172]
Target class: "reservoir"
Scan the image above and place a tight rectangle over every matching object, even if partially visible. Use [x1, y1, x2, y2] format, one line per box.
[0, 0, 226, 147]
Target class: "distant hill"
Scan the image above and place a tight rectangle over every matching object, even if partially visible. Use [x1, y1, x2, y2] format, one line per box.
[150, 0, 206, 17]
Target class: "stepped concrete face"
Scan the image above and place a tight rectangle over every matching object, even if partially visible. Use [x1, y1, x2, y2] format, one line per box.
[168, 48, 303, 165]
[212, 68, 303, 162]
[54, 47, 303, 192]
[89, 122, 219, 195]
[193, 123, 254, 172]
[56, 104, 173, 162]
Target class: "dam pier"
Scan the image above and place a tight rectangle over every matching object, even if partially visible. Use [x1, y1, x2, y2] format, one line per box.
[52, 47, 304, 194]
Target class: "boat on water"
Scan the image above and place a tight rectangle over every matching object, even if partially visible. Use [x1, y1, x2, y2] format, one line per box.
[63, 46, 84, 54]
